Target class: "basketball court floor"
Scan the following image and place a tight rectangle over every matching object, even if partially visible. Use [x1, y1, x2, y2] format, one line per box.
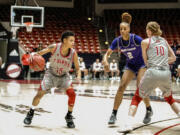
[0, 79, 179, 135]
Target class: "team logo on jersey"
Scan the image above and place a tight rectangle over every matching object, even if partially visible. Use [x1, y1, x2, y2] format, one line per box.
[6, 64, 21, 78]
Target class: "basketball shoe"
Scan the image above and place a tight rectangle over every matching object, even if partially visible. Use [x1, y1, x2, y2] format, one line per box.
[108, 113, 117, 124]
[24, 108, 34, 125]
[65, 114, 75, 128]
[143, 109, 153, 124]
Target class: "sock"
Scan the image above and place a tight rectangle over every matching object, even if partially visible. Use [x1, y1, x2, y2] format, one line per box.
[146, 106, 152, 112]
[67, 111, 72, 116]
[29, 108, 34, 114]
[113, 109, 117, 116]
[31, 105, 36, 110]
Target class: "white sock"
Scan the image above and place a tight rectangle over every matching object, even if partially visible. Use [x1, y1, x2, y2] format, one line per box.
[31, 105, 36, 110]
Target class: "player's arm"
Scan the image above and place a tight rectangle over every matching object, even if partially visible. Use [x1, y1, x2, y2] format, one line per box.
[103, 49, 113, 72]
[166, 41, 176, 64]
[103, 49, 113, 64]
[103, 38, 118, 71]
[37, 44, 56, 56]
[141, 39, 149, 66]
[73, 52, 81, 80]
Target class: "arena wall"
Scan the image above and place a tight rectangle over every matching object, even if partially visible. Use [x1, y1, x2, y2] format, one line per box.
[95, 0, 180, 15]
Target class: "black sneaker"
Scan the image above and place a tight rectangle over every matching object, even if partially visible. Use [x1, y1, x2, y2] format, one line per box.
[143, 110, 153, 124]
[24, 109, 34, 125]
[108, 113, 117, 124]
[65, 114, 75, 128]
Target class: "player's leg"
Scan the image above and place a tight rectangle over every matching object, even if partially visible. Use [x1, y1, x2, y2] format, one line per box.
[164, 94, 180, 116]
[24, 71, 52, 125]
[93, 70, 97, 79]
[136, 68, 153, 124]
[65, 86, 76, 128]
[119, 69, 154, 132]
[24, 87, 46, 125]
[108, 70, 135, 124]
[160, 70, 180, 116]
[59, 74, 76, 128]
[24, 65, 29, 78]
[84, 69, 88, 80]
[116, 69, 120, 79]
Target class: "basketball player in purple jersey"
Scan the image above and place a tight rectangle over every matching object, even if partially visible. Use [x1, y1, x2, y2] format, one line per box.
[104, 13, 153, 125]
[139, 21, 180, 117]
[24, 31, 81, 128]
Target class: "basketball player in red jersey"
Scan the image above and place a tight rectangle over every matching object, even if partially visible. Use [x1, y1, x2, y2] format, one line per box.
[118, 21, 180, 133]
[24, 31, 81, 128]
[139, 21, 180, 116]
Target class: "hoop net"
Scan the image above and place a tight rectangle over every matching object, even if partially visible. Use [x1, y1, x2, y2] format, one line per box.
[24, 22, 33, 32]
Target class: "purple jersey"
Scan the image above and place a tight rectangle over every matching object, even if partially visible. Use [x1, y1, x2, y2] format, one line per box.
[110, 34, 146, 73]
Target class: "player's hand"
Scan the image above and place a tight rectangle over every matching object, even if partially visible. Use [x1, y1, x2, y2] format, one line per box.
[29, 52, 37, 63]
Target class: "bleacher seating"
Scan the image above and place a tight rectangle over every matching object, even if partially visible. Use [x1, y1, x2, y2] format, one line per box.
[18, 7, 100, 53]
[0, 5, 100, 53]
[104, 9, 180, 45]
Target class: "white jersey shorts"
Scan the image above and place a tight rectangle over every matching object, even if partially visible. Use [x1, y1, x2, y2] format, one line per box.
[139, 68, 172, 98]
[40, 69, 72, 93]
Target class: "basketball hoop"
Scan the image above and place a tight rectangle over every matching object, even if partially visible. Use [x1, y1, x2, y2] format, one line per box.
[24, 22, 33, 32]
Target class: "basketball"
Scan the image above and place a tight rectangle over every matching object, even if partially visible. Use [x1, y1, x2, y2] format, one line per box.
[29, 54, 45, 71]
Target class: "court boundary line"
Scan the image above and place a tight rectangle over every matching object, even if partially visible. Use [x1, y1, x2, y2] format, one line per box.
[154, 123, 180, 135]
[126, 116, 180, 134]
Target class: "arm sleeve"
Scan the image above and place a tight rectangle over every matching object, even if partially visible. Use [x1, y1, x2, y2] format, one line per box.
[110, 38, 118, 50]
[134, 35, 143, 45]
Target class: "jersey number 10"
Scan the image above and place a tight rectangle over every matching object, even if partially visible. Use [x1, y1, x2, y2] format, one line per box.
[155, 46, 164, 56]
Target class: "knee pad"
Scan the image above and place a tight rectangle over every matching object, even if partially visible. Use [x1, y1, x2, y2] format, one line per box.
[66, 88, 76, 107]
[164, 94, 175, 105]
[130, 88, 142, 106]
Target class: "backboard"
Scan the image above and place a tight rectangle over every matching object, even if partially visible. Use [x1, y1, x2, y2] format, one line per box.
[11, 6, 44, 28]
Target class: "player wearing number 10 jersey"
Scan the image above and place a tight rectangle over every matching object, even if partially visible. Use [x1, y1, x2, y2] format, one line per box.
[139, 21, 180, 116]
[104, 12, 153, 125]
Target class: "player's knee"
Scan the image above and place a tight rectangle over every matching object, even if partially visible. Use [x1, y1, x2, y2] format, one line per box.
[164, 94, 175, 105]
[66, 88, 76, 106]
[131, 94, 142, 106]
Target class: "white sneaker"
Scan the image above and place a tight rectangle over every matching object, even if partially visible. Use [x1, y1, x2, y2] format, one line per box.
[117, 116, 134, 133]
[117, 123, 133, 133]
